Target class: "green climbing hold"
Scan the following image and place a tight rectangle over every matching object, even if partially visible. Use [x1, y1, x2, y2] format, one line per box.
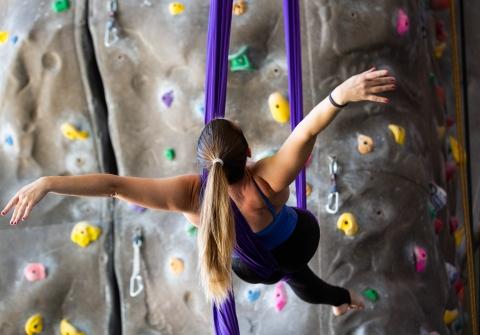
[429, 72, 436, 85]
[187, 224, 197, 237]
[362, 288, 379, 302]
[52, 0, 70, 13]
[228, 46, 254, 72]
[428, 203, 436, 220]
[164, 148, 175, 161]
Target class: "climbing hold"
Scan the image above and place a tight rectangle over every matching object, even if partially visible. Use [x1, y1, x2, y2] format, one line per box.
[452, 314, 464, 333]
[0, 31, 9, 44]
[268, 92, 290, 124]
[357, 134, 374, 154]
[5, 134, 13, 146]
[60, 319, 85, 335]
[11, 35, 18, 44]
[429, 182, 447, 212]
[306, 183, 312, 197]
[186, 224, 197, 237]
[427, 203, 436, 220]
[161, 90, 174, 108]
[247, 288, 261, 302]
[274, 281, 287, 312]
[445, 161, 456, 182]
[164, 148, 175, 161]
[436, 126, 446, 140]
[435, 20, 448, 43]
[228, 46, 254, 72]
[129, 203, 147, 213]
[24, 263, 47, 282]
[52, 0, 70, 13]
[362, 288, 379, 302]
[434, 42, 447, 59]
[71, 221, 102, 248]
[168, 2, 185, 15]
[169, 257, 184, 275]
[396, 9, 409, 36]
[449, 217, 459, 234]
[25, 314, 43, 335]
[445, 262, 458, 284]
[446, 116, 455, 128]
[434, 218, 443, 235]
[61, 123, 89, 141]
[449, 136, 465, 164]
[430, 0, 451, 11]
[414, 246, 427, 272]
[233, 0, 247, 16]
[454, 278, 464, 296]
[388, 124, 406, 145]
[443, 309, 458, 325]
[435, 85, 446, 105]
[336, 212, 358, 237]
[454, 225, 464, 247]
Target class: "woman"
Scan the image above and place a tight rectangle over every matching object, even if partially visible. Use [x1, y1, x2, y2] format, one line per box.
[1, 68, 395, 316]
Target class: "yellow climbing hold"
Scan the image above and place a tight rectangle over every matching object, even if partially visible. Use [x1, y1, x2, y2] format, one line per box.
[454, 225, 465, 247]
[233, 0, 247, 15]
[25, 314, 43, 335]
[268, 92, 290, 124]
[306, 183, 312, 197]
[357, 134, 374, 154]
[61, 123, 89, 140]
[71, 221, 101, 248]
[169, 2, 185, 15]
[388, 124, 406, 145]
[336, 212, 358, 237]
[0, 31, 9, 44]
[443, 309, 459, 325]
[437, 126, 446, 140]
[434, 42, 447, 59]
[60, 320, 85, 335]
[169, 257, 184, 275]
[449, 136, 466, 164]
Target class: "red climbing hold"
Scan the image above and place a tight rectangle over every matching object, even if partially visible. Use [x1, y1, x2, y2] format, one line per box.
[445, 161, 456, 182]
[434, 218, 443, 234]
[435, 85, 446, 105]
[435, 20, 448, 43]
[446, 116, 455, 129]
[449, 217, 459, 234]
[430, 0, 451, 11]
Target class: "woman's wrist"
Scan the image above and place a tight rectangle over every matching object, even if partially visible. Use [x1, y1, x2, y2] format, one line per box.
[330, 86, 348, 107]
[39, 176, 53, 193]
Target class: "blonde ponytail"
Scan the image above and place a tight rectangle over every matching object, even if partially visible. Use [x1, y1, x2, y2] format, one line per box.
[198, 162, 236, 306]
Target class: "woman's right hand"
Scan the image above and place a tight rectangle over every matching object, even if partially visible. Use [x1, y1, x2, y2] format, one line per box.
[1, 177, 50, 225]
[331, 67, 396, 105]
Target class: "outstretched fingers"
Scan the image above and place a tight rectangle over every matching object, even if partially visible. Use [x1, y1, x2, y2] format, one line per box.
[368, 84, 396, 94]
[364, 69, 389, 80]
[13, 201, 28, 224]
[366, 95, 389, 104]
[1, 195, 18, 218]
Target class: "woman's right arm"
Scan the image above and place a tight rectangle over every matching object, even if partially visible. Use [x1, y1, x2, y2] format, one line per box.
[1, 173, 201, 225]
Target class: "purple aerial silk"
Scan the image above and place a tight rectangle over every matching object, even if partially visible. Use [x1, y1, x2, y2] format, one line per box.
[203, 0, 305, 333]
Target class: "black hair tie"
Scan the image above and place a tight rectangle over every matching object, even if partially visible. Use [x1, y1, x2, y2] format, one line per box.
[329, 92, 349, 108]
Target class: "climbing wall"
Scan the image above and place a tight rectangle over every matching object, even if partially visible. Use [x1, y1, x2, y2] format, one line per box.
[0, 0, 475, 334]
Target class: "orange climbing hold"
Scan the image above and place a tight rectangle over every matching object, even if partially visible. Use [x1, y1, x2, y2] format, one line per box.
[336, 212, 358, 237]
[169, 257, 185, 275]
[306, 183, 312, 197]
[233, 0, 247, 15]
[357, 134, 374, 154]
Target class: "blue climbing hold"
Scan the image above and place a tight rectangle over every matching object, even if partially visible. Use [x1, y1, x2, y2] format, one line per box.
[11, 35, 18, 44]
[5, 135, 13, 146]
[247, 288, 261, 302]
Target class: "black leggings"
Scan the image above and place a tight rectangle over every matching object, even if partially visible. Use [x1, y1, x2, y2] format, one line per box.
[232, 208, 351, 307]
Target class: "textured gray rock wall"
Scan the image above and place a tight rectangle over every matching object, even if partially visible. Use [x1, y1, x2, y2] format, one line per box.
[0, 0, 474, 334]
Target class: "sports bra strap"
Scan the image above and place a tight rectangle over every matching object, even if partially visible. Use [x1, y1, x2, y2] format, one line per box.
[252, 178, 277, 217]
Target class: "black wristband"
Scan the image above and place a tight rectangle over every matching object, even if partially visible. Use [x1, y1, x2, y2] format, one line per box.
[329, 92, 348, 108]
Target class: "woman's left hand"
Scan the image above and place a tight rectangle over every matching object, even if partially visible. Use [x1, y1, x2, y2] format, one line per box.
[331, 67, 396, 105]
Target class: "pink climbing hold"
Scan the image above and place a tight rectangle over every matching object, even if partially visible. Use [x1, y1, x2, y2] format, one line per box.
[396, 9, 409, 36]
[414, 246, 427, 272]
[434, 218, 443, 235]
[445, 161, 456, 182]
[24, 263, 47, 282]
[449, 217, 459, 234]
[274, 281, 287, 312]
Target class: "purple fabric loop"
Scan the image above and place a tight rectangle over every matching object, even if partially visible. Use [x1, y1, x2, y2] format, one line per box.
[203, 0, 305, 334]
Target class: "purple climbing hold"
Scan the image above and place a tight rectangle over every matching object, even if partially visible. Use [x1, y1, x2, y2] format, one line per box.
[129, 203, 147, 213]
[429, 182, 447, 212]
[162, 90, 174, 108]
[396, 9, 409, 36]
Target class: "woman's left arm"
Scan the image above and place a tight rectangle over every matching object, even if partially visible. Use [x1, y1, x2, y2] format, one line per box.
[255, 68, 395, 192]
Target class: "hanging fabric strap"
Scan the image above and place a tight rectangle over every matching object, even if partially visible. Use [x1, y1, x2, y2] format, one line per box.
[203, 0, 306, 334]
